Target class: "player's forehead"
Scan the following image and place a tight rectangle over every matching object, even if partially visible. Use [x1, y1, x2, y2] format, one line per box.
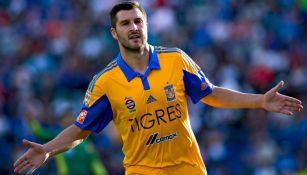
[116, 8, 145, 22]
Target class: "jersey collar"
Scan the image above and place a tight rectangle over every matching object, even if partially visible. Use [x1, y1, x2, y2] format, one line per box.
[117, 45, 160, 82]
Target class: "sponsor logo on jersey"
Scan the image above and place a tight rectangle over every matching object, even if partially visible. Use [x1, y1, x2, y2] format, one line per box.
[128, 104, 182, 133]
[76, 109, 87, 124]
[164, 84, 176, 102]
[145, 132, 177, 146]
[125, 97, 136, 113]
[146, 95, 157, 104]
[83, 90, 91, 106]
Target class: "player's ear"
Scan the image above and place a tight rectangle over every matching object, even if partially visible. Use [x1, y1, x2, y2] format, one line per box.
[110, 27, 118, 40]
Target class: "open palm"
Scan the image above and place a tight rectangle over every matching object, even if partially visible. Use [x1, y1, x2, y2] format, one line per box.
[263, 81, 303, 115]
[14, 139, 50, 175]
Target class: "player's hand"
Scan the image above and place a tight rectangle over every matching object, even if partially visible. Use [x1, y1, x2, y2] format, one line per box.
[262, 81, 303, 115]
[14, 139, 50, 175]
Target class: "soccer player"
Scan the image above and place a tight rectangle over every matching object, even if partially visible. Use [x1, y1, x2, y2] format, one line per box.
[14, 1, 303, 175]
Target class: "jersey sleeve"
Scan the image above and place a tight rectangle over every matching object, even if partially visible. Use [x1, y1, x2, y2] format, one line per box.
[179, 49, 214, 103]
[74, 75, 113, 133]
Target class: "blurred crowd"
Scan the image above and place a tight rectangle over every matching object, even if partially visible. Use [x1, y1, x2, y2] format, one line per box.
[0, 0, 306, 175]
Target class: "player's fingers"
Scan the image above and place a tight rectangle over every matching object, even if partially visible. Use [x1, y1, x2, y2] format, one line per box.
[26, 166, 37, 175]
[15, 161, 31, 174]
[23, 139, 36, 148]
[14, 155, 27, 169]
[273, 81, 284, 93]
[14, 162, 23, 173]
[283, 95, 303, 104]
[284, 99, 302, 106]
[282, 106, 300, 112]
[280, 109, 293, 116]
[284, 101, 303, 111]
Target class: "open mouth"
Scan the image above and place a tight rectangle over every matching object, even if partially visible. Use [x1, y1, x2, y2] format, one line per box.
[129, 34, 141, 39]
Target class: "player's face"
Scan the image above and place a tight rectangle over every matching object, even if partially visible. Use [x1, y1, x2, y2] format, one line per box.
[111, 8, 148, 52]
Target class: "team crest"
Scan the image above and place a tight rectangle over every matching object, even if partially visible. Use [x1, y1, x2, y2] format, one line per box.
[76, 109, 87, 124]
[125, 97, 136, 113]
[83, 90, 91, 106]
[164, 84, 176, 102]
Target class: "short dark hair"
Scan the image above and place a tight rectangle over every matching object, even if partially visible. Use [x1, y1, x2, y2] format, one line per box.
[109, 1, 147, 28]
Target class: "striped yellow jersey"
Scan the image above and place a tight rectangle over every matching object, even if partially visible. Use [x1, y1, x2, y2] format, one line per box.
[74, 45, 213, 175]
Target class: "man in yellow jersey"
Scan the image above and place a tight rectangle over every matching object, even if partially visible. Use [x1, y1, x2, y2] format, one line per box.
[14, 1, 303, 175]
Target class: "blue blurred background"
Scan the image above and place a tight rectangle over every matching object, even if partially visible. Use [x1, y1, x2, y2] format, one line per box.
[1, 0, 307, 175]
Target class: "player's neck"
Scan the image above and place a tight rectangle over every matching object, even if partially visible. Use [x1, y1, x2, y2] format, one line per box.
[120, 44, 150, 74]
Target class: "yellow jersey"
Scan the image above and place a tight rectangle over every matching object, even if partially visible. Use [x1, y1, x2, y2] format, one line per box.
[74, 45, 213, 175]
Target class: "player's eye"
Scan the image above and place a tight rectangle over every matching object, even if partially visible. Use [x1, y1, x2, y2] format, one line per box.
[120, 21, 129, 26]
[135, 18, 142, 24]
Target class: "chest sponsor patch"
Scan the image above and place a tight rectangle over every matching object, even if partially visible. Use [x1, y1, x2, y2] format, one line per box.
[125, 97, 136, 113]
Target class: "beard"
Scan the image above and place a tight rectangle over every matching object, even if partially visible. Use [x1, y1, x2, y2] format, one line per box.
[121, 41, 144, 52]
[116, 32, 147, 53]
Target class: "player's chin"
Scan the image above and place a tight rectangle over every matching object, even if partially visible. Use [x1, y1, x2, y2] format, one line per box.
[128, 43, 144, 50]
[129, 39, 142, 46]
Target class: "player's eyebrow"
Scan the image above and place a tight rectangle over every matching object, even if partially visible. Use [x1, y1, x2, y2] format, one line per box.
[118, 17, 143, 25]
[119, 19, 130, 25]
[134, 17, 143, 23]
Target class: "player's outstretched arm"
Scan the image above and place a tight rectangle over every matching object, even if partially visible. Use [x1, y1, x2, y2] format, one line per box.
[14, 124, 91, 175]
[201, 81, 303, 115]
